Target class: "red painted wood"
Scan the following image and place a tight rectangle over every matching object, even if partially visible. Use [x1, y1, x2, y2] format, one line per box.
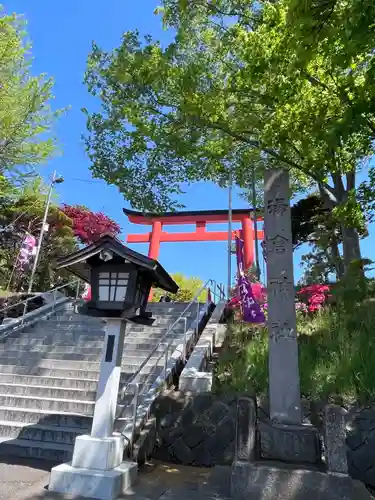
[127, 229, 264, 243]
[148, 221, 162, 260]
[241, 217, 254, 270]
[126, 212, 263, 225]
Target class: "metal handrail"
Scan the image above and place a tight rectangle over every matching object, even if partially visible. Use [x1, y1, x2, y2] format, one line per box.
[118, 278, 216, 401]
[0, 280, 80, 318]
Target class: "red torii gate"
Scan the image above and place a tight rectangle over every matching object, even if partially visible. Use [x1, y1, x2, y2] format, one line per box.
[123, 208, 264, 272]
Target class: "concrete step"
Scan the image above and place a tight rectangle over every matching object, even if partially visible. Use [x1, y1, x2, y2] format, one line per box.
[0, 381, 153, 400]
[3, 337, 165, 349]
[0, 372, 160, 389]
[0, 344, 168, 356]
[37, 318, 106, 327]
[0, 373, 99, 390]
[3, 331, 178, 344]
[0, 406, 93, 427]
[36, 315, 187, 329]
[0, 398, 145, 425]
[0, 394, 97, 414]
[5, 330, 106, 341]
[0, 350, 169, 363]
[33, 323, 185, 334]
[0, 392, 145, 414]
[0, 420, 85, 445]
[0, 363, 164, 379]
[0, 383, 97, 401]
[5, 326, 184, 342]
[3, 338, 106, 348]
[129, 325, 185, 333]
[0, 437, 73, 462]
[0, 345, 105, 356]
[19, 327, 106, 336]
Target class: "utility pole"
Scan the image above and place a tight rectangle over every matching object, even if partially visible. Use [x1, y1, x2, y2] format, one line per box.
[227, 169, 233, 299]
[27, 171, 64, 294]
[252, 166, 261, 281]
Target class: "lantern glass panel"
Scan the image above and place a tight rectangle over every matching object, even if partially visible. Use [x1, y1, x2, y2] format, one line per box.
[98, 270, 129, 302]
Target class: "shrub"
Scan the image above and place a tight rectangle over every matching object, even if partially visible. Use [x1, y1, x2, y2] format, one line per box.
[215, 303, 375, 403]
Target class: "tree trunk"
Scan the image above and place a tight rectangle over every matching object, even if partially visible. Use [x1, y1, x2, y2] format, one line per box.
[320, 175, 363, 276]
[340, 224, 362, 271]
[330, 232, 344, 279]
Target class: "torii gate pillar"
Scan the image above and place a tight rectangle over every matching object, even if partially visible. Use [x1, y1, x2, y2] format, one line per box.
[148, 221, 162, 261]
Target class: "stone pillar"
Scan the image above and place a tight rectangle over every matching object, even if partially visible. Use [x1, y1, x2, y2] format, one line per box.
[324, 405, 348, 475]
[264, 169, 301, 425]
[49, 318, 137, 500]
[231, 397, 257, 500]
[91, 319, 126, 438]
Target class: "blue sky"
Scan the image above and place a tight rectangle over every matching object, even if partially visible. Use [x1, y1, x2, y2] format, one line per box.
[4, 1, 375, 287]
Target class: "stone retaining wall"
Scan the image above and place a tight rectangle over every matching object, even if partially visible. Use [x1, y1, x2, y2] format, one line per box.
[152, 391, 238, 467]
[151, 390, 375, 489]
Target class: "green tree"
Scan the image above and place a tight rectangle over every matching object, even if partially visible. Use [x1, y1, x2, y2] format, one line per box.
[0, 177, 77, 292]
[84, 0, 374, 273]
[0, 9, 63, 177]
[152, 272, 207, 302]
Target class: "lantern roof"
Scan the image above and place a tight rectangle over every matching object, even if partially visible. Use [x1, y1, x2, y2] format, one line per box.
[55, 235, 178, 294]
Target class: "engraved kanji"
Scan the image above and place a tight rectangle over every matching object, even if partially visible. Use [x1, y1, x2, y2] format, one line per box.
[266, 235, 289, 254]
[269, 321, 295, 342]
[269, 277, 294, 300]
[267, 198, 288, 216]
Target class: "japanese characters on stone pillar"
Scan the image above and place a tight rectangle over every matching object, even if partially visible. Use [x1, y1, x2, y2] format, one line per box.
[264, 169, 301, 425]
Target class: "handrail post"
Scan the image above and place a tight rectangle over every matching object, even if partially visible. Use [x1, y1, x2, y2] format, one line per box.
[21, 296, 30, 325]
[74, 280, 80, 313]
[182, 317, 187, 363]
[164, 344, 169, 379]
[211, 279, 216, 304]
[53, 289, 57, 314]
[196, 300, 200, 337]
[131, 383, 140, 455]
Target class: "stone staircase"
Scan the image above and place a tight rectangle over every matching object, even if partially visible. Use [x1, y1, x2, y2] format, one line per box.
[0, 301, 206, 462]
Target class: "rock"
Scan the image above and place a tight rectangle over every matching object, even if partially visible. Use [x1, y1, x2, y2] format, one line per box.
[235, 397, 257, 461]
[204, 400, 229, 426]
[324, 405, 348, 474]
[169, 437, 194, 464]
[184, 423, 214, 448]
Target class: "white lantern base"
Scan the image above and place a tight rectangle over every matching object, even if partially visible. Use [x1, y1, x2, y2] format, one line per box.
[49, 461, 137, 500]
[49, 435, 137, 500]
[72, 434, 125, 470]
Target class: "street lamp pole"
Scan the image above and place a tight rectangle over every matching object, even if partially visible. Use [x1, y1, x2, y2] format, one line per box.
[27, 170, 64, 294]
[252, 166, 261, 281]
[227, 168, 233, 299]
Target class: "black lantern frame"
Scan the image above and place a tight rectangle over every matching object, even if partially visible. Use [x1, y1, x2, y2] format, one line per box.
[55, 235, 178, 321]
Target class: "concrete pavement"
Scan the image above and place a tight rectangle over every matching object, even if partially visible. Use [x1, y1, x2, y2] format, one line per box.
[0, 458, 212, 500]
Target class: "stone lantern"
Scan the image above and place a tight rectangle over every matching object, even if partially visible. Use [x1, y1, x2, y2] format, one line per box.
[49, 235, 178, 500]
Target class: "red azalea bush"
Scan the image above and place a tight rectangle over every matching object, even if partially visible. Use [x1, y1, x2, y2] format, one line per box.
[297, 284, 331, 313]
[251, 282, 267, 304]
[61, 205, 121, 245]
